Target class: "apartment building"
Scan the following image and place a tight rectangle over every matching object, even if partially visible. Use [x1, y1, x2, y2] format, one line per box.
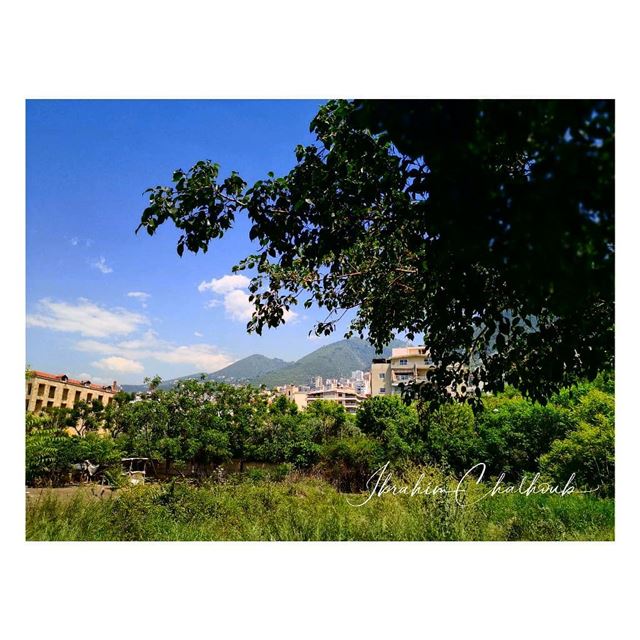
[275, 384, 309, 411]
[26, 371, 118, 413]
[370, 346, 433, 397]
[305, 386, 367, 414]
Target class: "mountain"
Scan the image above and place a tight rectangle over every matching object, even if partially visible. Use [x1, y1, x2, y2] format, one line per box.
[207, 354, 291, 382]
[121, 338, 405, 392]
[252, 338, 403, 387]
[120, 373, 206, 393]
[120, 354, 289, 392]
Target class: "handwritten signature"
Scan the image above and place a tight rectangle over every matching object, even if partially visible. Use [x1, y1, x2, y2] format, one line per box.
[347, 462, 598, 507]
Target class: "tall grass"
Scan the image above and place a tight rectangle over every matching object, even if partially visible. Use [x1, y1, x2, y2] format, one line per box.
[26, 476, 614, 541]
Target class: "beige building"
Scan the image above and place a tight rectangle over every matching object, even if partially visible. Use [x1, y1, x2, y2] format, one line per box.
[305, 386, 367, 414]
[371, 346, 433, 397]
[275, 384, 309, 411]
[26, 371, 118, 413]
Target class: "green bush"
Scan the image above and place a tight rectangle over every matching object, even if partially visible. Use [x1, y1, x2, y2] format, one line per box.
[26, 424, 123, 486]
[357, 395, 420, 462]
[476, 397, 574, 477]
[26, 429, 76, 485]
[421, 403, 482, 471]
[317, 435, 385, 491]
[540, 388, 615, 496]
[253, 413, 320, 467]
[73, 432, 122, 466]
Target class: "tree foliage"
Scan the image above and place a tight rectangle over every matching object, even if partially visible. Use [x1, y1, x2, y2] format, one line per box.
[26, 377, 614, 495]
[137, 99, 613, 407]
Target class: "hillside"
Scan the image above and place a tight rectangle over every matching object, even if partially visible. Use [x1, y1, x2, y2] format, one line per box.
[120, 372, 207, 393]
[120, 354, 289, 392]
[252, 338, 404, 387]
[121, 338, 405, 392]
[207, 354, 291, 382]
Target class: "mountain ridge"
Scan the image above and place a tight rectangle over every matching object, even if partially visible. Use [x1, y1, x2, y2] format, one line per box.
[121, 338, 405, 392]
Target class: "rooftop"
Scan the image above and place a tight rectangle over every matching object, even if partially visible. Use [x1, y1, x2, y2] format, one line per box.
[29, 370, 118, 394]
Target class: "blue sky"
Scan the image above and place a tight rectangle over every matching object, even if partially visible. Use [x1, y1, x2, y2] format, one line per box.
[26, 100, 356, 384]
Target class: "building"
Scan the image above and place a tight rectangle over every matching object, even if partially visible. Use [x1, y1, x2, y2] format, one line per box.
[370, 346, 433, 397]
[26, 371, 119, 413]
[305, 386, 367, 414]
[274, 384, 308, 411]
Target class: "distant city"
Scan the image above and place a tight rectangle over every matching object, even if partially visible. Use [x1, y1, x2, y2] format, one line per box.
[26, 345, 431, 416]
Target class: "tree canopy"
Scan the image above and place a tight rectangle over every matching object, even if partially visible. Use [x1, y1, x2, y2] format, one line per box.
[137, 99, 613, 407]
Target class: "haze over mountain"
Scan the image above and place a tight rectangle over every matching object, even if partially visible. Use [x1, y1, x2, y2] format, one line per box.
[121, 338, 405, 392]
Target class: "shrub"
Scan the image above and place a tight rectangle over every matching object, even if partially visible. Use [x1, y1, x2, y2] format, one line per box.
[302, 400, 351, 442]
[26, 429, 75, 485]
[73, 432, 122, 466]
[317, 435, 385, 491]
[421, 403, 482, 471]
[476, 397, 574, 477]
[253, 414, 320, 467]
[540, 388, 614, 496]
[539, 419, 614, 496]
[356, 395, 420, 462]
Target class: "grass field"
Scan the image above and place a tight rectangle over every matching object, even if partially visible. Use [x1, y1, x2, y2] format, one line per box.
[26, 476, 614, 541]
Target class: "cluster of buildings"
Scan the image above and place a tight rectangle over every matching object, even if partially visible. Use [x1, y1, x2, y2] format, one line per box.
[274, 346, 434, 413]
[25, 371, 119, 413]
[276, 381, 369, 414]
[371, 346, 432, 397]
[26, 347, 434, 417]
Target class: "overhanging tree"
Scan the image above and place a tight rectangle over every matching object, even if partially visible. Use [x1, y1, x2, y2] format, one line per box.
[137, 99, 613, 407]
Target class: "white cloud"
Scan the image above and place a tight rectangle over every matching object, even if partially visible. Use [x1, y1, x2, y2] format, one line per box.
[199, 273, 297, 324]
[223, 289, 255, 322]
[194, 331, 204, 337]
[92, 356, 145, 374]
[116, 329, 162, 351]
[75, 329, 234, 373]
[91, 256, 113, 274]
[154, 344, 232, 372]
[127, 291, 151, 301]
[127, 291, 151, 308]
[27, 298, 148, 338]
[198, 274, 250, 294]
[75, 372, 111, 385]
[70, 236, 79, 246]
[283, 308, 299, 323]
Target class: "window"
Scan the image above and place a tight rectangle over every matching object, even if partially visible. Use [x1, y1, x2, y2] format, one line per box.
[399, 359, 408, 365]
[61, 403, 67, 409]
[25, 400, 29, 411]
[48, 385, 56, 398]
[47, 400, 54, 408]
[62, 388, 68, 402]
[35, 399, 43, 411]
[75, 390, 81, 402]
[379, 388, 386, 393]
[38, 383, 45, 396]
[87, 393, 93, 402]
[98, 395, 104, 403]
[379, 373, 386, 379]
[27, 383, 32, 395]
